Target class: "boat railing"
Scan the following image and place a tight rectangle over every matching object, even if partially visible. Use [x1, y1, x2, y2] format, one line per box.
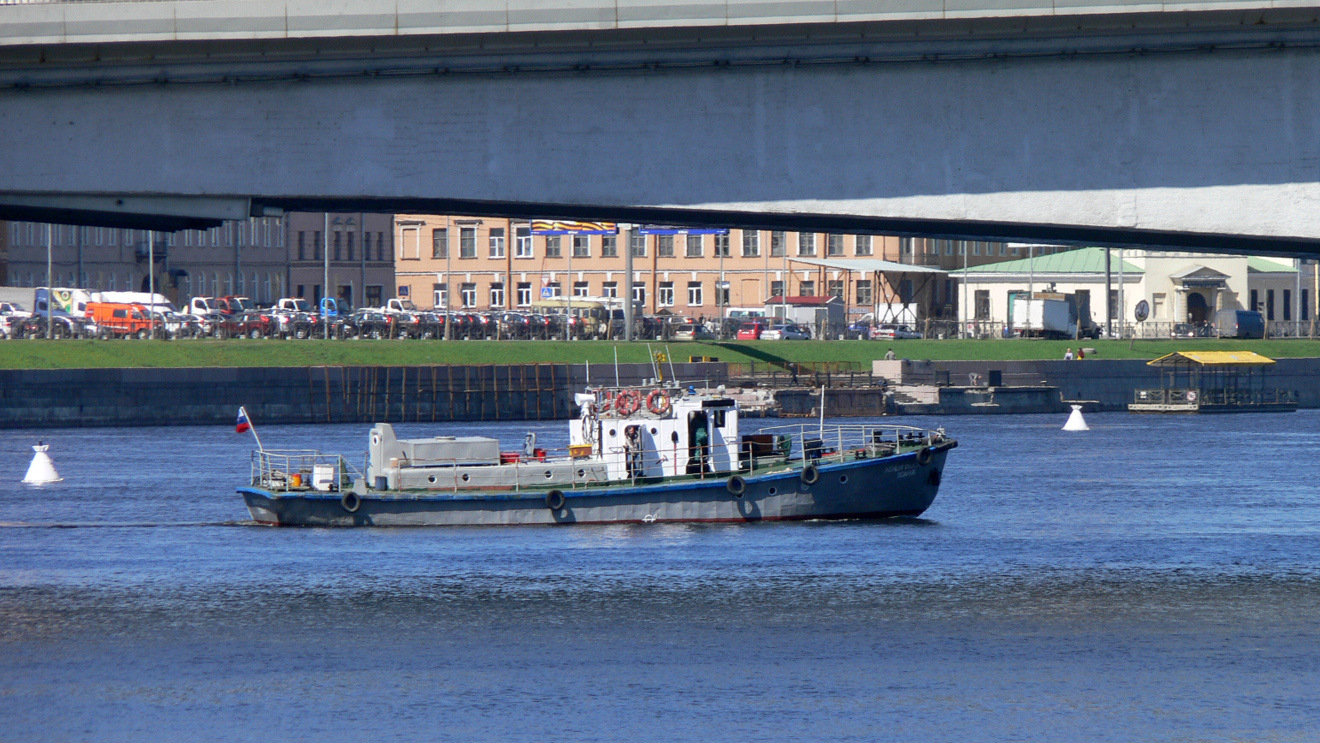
[749, 423, 949, 467]
[1133, 388, 1297, 406]
[251, 448, 366, 493]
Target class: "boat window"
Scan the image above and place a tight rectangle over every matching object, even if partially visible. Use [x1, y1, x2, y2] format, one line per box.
[712, 410, 726, 428]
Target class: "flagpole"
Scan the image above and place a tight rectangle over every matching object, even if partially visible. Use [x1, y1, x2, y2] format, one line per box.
[239, 406, 264, 451]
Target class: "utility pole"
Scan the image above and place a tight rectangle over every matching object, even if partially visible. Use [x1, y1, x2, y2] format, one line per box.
[323, 213, 330, 339]
[45, 224, 52, 340]
[148, 231, 156, 338]
[623, 224, 634, 342]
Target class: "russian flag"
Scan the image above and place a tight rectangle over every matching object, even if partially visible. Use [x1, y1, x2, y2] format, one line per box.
[236, 407, 252, 434]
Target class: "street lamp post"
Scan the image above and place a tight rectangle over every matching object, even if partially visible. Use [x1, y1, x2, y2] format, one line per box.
[45, 224, 52, 340]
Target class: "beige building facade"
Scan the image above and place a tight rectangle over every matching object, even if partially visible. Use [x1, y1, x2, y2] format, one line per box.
[394, 215, 1013, 320]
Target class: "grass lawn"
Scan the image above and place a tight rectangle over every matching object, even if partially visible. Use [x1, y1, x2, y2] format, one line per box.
[2, 337, 1320, 369]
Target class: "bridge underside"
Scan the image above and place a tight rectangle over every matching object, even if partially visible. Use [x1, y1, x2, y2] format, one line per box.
[3, 6, 1320, 255]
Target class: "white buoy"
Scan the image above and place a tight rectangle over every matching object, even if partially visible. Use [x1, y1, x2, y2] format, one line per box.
[1062, 404, 1090, 432]
[22, 441, 63, 484]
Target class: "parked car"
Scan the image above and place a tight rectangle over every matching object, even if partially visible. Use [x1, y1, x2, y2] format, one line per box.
[736, 321, 765, 340]
[1171, 322, 1212, 338]
[876, 324, 923, 340]
[845, 321, 873, 340]
[762, 323, 811, 340]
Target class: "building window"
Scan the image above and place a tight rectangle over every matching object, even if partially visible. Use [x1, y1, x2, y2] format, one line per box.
[630, 233, 646, 257]
[297, 231, 306, 261]
[798, 233, 816, 256]
[855, 235, 872, 256]
[363, 233, 372, 261]
[1251, 289, 1260, 313]
[1267, 289, 1275, 320]
[573, 281, 590, 297]
[828, 280, 844, 300]
[313, 231, 322, 260]
[459, 227, 477, 259]
[827, 235, 844, 256]
[658, 282, 675, 307]
[601, 235, 617, 257]
[488, 228, 505, 258]
[631, 283, 646, 306]
[433, 228, 450, 258]
[856, 280, 873, 305]
[686, 281, 703, 306]
[770, 280, 784, 299]
[546, 236, 562, 258]
[1285, 289, 1293, 321]
[377, 233, 386, 262]
[999, 243, 1007, 256]
[715, 234, 730, 257]
[490, 283, 505, 308]
[1303, 289, 1311, 321]
[799, 280, 815, 297]
[516, 282, 532, 307]
[433, 283, 448, 308]
[546, 282, 562, 297]
[347, 232, 355, 261]
[515, 226, 533, 258]
[972, 242, 981, 256]
[742, 231, 759, 257]
[573, 236, 591, 258]
[686, 234, 703, 258]
[975, 289, 991, 320]
[657, 235, 675, 258]
[602, 281, 618, 298]
[333, 232, 342, 261]
[770, 231, 786, 257]
[460, 283, 477, 308]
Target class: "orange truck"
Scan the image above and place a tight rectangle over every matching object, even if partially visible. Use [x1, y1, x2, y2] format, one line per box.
[85, 302, 157, 339]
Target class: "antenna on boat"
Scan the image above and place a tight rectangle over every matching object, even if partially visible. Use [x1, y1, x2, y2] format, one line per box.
[665, 344, 678, 387]
[614, 345, 620, 387]
[819, 386, 826, 438]
[646, 343, 660, 382]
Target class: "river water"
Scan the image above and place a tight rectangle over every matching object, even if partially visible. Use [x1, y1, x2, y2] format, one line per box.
[2, 411, 1318, 741]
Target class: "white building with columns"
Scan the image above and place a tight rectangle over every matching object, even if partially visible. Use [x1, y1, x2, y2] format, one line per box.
[951, 247, 1314, 335]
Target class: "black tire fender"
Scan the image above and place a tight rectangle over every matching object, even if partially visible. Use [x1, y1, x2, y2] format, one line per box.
[917, 448, 933, 465]
[340, 492, 361, 513]
[545, 489, 566, 511]
[800, 464, 819, 485]
[727, 475, 746, 498]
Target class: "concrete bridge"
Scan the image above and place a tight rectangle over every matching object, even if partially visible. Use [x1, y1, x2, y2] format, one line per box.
[3, 0, 1320, 253]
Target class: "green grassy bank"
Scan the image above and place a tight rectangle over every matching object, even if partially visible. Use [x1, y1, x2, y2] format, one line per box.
[3, 337, 1320, 369]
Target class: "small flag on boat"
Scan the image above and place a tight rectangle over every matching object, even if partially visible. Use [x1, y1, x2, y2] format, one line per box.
[236, 407, 252, 434]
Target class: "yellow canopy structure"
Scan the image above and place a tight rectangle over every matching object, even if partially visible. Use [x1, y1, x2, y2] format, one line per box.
[1147, 351, 1276, 367]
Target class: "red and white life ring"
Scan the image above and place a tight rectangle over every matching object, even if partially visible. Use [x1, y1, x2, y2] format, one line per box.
[646, 389, 672, 416]
[1186, 390, 1198, 402]
[615, 390, 642, 416]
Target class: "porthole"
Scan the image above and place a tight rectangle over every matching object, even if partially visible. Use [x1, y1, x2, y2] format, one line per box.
[544, 470, 553, 479]
[839, 475, 848, 484]
[768, 487, 777, 495]
[427, 475, 436, 484]
[609, 429, 617, 437]
[461, 473, 470, 482]
[576, 469, 586, 478]
[650, 427, 658, 434]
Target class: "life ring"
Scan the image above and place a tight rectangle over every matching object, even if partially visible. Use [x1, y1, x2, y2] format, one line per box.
[917, 448, 933, 465]
[615, 390, 641, 416]
[340, 492, 361, 513]
[646, 389, 672, 416]
[545, 489, 566, 511]
[1186, 390, 1198, 402]
[727, 475, 746, 497]
[800, 464, 819, 485]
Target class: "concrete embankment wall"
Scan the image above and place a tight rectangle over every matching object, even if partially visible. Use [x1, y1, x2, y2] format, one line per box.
[0, 362, 726, 429]
[875, 358, 1320, 411]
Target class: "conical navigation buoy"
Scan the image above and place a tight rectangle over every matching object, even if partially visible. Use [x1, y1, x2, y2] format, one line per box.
[22, 441, 62, 484]
[1062, 404, 1089, 432]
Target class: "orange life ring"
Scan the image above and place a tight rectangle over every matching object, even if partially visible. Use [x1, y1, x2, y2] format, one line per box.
[615, 390, 642, 416]
[646, 389, 672, 416]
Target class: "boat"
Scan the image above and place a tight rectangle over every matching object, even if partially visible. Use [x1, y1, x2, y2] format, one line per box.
[237, 385, 957, 526]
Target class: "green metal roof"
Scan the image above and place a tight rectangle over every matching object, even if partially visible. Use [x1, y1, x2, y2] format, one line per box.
[1247, 257, 1296, 273]
[948, 247, 1142, 275]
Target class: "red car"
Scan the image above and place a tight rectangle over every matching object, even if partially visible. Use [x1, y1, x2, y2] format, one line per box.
[736, 321, 764, 340]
